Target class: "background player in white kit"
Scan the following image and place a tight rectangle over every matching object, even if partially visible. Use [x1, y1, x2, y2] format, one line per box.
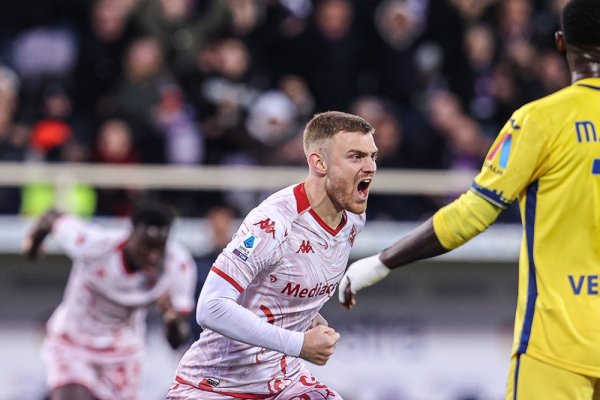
[23, 199, 197, 400]
[168, 111, 378, 400]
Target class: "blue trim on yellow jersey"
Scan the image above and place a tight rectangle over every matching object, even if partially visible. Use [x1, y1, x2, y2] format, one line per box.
[518, 181, 539, 354]
[593, 159, 600, 175]
[470, 182, 512, 209]
[576, 83, 600, 91]
[513, 354, 522, 400]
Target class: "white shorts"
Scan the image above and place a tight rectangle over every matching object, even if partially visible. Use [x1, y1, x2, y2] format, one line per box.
[42, 334, 143, 400]
[167, 368, 342, 400]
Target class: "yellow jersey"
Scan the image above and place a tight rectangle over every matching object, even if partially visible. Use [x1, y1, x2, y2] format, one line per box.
[471, 77, 600, 376]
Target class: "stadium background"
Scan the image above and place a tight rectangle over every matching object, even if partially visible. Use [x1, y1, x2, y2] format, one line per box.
[0, 0, 568, 399]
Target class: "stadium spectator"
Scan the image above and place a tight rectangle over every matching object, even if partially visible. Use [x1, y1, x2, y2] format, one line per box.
[292, 0, 365, 111]
[92, 117, 142, 216]
[133, 0, 229, 77]
[340, 0, 600, 398]
[0, 0, 576, 219]
[23, 198, 197, 400]
[0, 64, 28, 213]
[73, 0, 136, 126]
[168, 111, 377, 399]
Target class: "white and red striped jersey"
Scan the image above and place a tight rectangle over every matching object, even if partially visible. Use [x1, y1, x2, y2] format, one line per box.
[175, 183, 365, 397]
[45, 215, 196, 355]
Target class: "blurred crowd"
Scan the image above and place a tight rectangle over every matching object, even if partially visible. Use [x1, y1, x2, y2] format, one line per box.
[0, 0, 569, 220]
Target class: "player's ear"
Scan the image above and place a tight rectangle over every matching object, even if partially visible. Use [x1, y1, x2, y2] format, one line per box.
[308, 152, 327, 176]
[555, 30, 566, 55]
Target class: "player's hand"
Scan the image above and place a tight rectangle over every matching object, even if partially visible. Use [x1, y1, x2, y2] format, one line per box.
[300, 325, 340, 365]
[339, 254, 391, 309]
[156, 294, 178, 323]
[21, 233, 43, 260]
[22, 210, 61, 261]
[22, 227, 51, 261]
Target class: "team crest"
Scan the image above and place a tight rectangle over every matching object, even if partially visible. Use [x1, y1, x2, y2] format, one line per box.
[349, 225, 357, 247]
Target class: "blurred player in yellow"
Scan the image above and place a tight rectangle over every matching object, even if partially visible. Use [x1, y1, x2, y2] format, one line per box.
[339, 0, 600, 398]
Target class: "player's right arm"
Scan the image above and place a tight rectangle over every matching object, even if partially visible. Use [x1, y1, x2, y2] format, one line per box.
[22, 209, 62, 260]
[23, 210, 106, 261]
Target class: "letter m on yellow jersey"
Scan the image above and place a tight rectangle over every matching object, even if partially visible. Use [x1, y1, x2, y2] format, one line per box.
[575, 121, 598, 143]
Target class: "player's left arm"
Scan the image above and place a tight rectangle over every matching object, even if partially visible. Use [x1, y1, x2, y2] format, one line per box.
[156, 293, 190, 349]
[156, 294, 192, 349]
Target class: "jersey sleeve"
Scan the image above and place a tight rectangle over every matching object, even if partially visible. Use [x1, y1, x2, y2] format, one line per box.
[212, 208, 287, 292]
[51, 215, 108, 259]
[471, 106, 550, 207]
[166, 244, 198, 314]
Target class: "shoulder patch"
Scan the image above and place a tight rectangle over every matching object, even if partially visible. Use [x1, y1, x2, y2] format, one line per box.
[232, 233, 262, 261]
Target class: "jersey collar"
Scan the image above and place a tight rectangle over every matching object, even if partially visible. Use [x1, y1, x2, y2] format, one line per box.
[575, 77, 600, 91]
[293, 182, 348, 236]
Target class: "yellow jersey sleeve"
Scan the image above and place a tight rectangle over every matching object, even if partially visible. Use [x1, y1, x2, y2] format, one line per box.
[432, 190, 502, 250]
[471, 106, 550, 208]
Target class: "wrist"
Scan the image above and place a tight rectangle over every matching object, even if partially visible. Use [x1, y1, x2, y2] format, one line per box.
[284, 330, 304, 357]
[348, 254, 391, 293]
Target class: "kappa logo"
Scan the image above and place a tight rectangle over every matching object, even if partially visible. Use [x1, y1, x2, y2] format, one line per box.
[296, 240, 315, 254]
[349, 225, 357, 247]
[254, 218, 276, 238]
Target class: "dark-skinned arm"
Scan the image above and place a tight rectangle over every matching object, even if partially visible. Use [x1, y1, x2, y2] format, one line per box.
[379, 217, 448, 268]
[157, 294, 191, 349]
[339, 217, 448, 309]
[22, 209, 63, 261]
[339, 190, 503, 309]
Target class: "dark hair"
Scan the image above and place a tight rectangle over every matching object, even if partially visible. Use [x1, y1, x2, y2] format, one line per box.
[562, 0, 600, 47]
[131, 198, 175, 227]
[303, 111, 374, 153]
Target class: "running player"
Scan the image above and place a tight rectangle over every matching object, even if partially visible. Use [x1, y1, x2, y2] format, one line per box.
[339, 1, 600, 398]
[23, 199, 197, 400]
[167, 111, 378, 399]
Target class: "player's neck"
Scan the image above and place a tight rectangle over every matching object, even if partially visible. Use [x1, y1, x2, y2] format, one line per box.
[568, 47, 600, 83]
[303, 179, 344, 228]
[123, 247, 142, 272]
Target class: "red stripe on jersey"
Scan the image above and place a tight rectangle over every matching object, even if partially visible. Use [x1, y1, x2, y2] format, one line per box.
[309, 209, 348, 236]
[260, 304, 275, 324]
[293, 183, 310, 213]
[175, 376, 276, 399]
[211, 266, 244, 293]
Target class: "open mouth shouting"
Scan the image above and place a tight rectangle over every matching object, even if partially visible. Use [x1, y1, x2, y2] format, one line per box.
[356, 178, 372, 201]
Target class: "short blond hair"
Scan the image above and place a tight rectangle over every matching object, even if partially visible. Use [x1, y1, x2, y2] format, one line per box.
[303, 111, 374, 155]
